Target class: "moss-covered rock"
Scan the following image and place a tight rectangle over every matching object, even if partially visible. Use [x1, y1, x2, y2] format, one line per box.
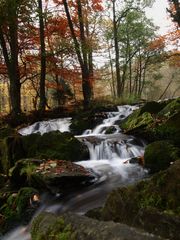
[21, 131, 89, 161]
[121, 110, 154, 132]
[144, 141, 179, 173]
[0, 134, 25, 174]
[157, 97, 180, 119]
[102, 160, 180, 239]
[0, 187, 40, 234]
[31, 212, 164, 240]
[31, 212, 76, 240]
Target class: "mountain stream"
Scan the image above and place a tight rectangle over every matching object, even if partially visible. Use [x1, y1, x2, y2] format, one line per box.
[2, 105, 148, 240]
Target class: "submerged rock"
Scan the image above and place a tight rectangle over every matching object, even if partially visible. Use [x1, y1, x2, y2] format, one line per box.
[102, 160, 180, 240]
[31, 212, 164, 240]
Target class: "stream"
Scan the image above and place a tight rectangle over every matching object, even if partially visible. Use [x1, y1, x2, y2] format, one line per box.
[2, 105, 148, 240]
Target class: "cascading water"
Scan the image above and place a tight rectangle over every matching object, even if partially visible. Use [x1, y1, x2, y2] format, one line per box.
[2, 105, 147, 240]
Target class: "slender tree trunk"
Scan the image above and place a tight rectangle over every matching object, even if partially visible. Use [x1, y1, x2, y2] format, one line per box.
[108, 43, 116, 97]
[63, 0, 92, 109]
[112, 0, 121, 97]
[38, 0, 46, 112]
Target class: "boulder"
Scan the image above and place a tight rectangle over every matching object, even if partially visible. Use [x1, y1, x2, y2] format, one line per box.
[0, 130, 89, 175]
[144, 140, 179, 173]
[70, 111, 108, 135]
[102, 160, 180, 240]
[10, 159, 95, 194]
[31, 212, 164, 240]
[21, 131, 89, 161]
[0, 134, 24, 174]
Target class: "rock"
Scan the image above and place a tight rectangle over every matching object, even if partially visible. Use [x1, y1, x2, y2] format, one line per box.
[70, 111, 108, 135]
[21, 131, 89, 161]
[121, 110, 154, 133]
[120, 98, 180, 145]
[0, 130, 89, 175]
[144, 140, 179, 173]
[140, 101, 167, 115]
[102, 160, 180, 240]
[0, 134, 24, 174]
[10, 159, 95, 194]
[31, 212, 164, 240]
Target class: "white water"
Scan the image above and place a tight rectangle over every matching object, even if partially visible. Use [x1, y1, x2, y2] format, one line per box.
[3, 105, 147, 240]
[19, 118, 72, 135]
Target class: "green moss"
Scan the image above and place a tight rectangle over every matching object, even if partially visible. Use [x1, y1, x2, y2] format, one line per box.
[157, 97, 180, 118]
[31, 212, 76, 240]
[21, 131, 88, 161]
[9, 159, 41, 187]
[144, 140, 179, 173]
[103, 160, 180, 221]
[121, 110, 154, 132]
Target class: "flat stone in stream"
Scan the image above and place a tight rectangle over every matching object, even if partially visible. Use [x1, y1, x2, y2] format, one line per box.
[31, 211, 164, 240]
[10, 159, 95, 194]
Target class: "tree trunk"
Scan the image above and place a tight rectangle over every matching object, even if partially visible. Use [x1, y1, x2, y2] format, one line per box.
[38, 0, 46, 112]
[0, 13, 21, 117]
[112, 0, 121, 97]
[63, 0, 92, 109]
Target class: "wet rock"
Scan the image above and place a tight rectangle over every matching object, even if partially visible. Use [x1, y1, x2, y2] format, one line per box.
[10, 159, 95, 194]
[102, 160, 180, 240]
[144, 140, 179, 173]
[70, 111, 109, 135]
[31, 212, 164, 240]
[0, 187, 40, 234]
[105, 126, 118, 134]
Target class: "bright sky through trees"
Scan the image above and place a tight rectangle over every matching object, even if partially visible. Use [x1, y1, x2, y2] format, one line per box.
[146, 0, 173, 35]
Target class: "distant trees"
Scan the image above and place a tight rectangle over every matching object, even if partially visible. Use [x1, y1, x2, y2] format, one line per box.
[104, 0, 163, 99]
[167, 0, 180, 26]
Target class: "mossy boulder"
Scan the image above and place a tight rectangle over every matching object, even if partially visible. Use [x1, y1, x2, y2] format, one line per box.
[157, 97, 180, 119]
[144, 141, 179, 173]
[21, 131, 89, 161]
[102, 160, 180, 239]
[0, 134, 25, 174]
[31, 212, 76, 240]
[121, 110, 154, 132]
[0, 187, 40, 233]
[31, 212, 163, 240]
[121, 98, 180, 145]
